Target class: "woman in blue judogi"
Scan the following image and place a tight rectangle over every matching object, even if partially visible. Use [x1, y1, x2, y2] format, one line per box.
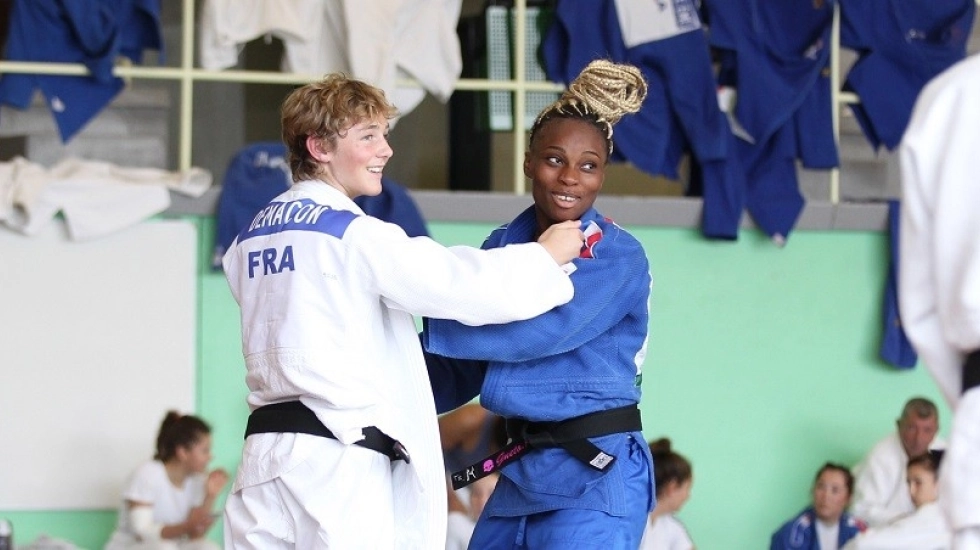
[423, 59, 655, 549]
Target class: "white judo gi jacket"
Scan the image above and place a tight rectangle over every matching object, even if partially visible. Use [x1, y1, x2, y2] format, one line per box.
[841, 501, 951, 550]
[222, 181, 573, 548]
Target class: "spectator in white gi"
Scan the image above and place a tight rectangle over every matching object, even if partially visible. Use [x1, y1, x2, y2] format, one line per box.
[842, 450, 951, 550]
[851, 397, 943, 526]
[220, 73, 585, 549]
[639, 438, 695, 550]
[898, 51, 980, 550]
[104, 411, 229, 550]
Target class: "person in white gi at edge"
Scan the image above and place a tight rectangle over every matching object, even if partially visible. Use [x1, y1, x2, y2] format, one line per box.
[898, 51, 980, 550]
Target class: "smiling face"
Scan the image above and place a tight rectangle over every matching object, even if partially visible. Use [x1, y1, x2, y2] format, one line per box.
[315, 116, 392, 199]
[525, 117, 606, 234]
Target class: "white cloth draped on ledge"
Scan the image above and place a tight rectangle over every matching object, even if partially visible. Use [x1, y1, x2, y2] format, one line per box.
[0, 156, 211, 240]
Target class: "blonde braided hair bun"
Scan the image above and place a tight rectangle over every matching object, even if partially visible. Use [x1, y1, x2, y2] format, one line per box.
[531, 59, 648, 154]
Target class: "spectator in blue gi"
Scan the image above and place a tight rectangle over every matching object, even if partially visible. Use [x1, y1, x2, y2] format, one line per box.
[771, 463, 867, 550]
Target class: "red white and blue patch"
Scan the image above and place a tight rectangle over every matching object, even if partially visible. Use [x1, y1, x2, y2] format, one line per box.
[580, 220, 603, 258]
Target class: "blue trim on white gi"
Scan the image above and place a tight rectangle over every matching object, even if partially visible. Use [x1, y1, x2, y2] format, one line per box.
[212, 142, 429, 270]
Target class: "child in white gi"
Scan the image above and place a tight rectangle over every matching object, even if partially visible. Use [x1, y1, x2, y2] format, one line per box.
[842, 450, 951, 550]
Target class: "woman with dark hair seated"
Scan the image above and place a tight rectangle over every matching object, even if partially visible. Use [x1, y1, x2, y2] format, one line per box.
[770, 462, 867, 550]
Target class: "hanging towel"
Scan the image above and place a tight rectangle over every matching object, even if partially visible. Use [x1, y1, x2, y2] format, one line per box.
[840, 0, 975, 151]
[881, 199, 918, 369]
[0, 0, 163, 142]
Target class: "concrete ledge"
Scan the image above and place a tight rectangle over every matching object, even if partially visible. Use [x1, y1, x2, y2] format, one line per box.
[407, 191, 889, 232]
[166, 188, 890, 232]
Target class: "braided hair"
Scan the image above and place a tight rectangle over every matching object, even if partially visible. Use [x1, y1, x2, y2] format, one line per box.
[529, 59, 648, 157]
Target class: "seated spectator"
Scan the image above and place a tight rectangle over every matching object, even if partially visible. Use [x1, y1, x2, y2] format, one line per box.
[639, 438, 695, 550]
[770, 463, 867, 550]
[851, 396, 944, 526]
[105, 411, 229, 550]
[841, 450, 951, 549]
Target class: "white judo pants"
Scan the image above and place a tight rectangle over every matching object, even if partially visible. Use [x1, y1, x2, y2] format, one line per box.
[223, 440, 395, 549]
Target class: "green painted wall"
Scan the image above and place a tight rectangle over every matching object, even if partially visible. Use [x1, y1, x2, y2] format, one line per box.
[0, 217, 949, 549]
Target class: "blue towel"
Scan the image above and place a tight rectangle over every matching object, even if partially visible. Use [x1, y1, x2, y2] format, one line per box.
[881, 199, 918, 369]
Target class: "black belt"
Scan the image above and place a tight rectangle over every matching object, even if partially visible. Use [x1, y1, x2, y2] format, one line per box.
[245, 401, 410, 463]
[965, 349, 980, 393]
[450, 405, 641, 490]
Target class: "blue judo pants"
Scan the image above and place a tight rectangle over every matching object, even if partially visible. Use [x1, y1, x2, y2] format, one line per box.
[466, 437, 652, 549]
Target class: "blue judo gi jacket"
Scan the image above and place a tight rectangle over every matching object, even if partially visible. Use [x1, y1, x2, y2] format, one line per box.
[770, 507, 866, 550]
[424, 206, 654, 518]
[0, 0, 163, 142]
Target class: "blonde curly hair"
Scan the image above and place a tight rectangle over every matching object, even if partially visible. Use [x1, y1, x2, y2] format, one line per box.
[281, 73, 398, 182]
[530, 59, 648, 156]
